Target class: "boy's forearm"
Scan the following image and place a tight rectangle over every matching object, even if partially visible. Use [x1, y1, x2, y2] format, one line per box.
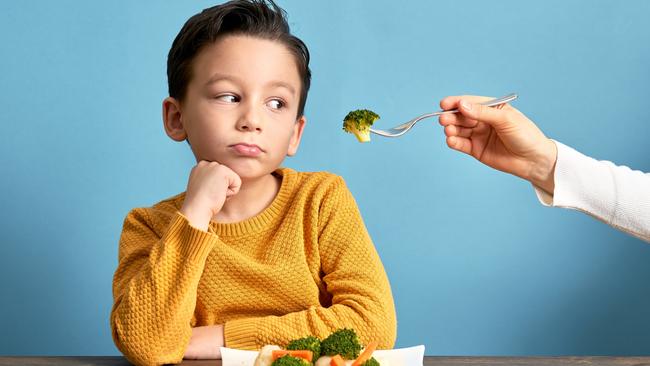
[224, 299, 396, 350]
[112, 211, 219, 365]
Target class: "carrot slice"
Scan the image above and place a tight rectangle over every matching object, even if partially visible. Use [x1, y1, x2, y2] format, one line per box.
[330, 354, 345, 366]
[351, 342, 378, 366]
[272, 350, 313, 362]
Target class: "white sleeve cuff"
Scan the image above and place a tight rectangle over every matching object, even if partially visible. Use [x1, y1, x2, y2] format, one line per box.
[532, 140, 650, 242]
[532, 139, 617, 213]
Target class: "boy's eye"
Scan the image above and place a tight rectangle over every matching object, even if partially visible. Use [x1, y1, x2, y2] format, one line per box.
[267, 99, 285, 110]
[216, 94, 239, 103]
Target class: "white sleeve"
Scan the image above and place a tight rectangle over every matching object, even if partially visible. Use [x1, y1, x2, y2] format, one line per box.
[533, 140, 650, 243]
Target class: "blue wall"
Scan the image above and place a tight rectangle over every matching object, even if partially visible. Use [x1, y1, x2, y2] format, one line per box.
[2, 0, 649, 356]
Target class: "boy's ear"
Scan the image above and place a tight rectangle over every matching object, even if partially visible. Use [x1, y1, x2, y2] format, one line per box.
[162, 97, 187, 142]
[287, 115, 306, 157]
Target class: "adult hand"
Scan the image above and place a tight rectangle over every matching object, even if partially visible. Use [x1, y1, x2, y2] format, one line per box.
[439, 95, 558, 194]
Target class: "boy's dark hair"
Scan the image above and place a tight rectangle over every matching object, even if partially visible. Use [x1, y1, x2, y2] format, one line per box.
[167, 0, 311, 118]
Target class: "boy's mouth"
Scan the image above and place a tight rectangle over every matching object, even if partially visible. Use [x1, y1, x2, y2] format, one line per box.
[230, 143, 264, 157]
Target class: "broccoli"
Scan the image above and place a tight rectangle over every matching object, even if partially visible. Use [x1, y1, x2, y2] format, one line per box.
[362, 357, 380, 366]
[271, 355, 312, 366]
[320, 328, 362, 359]
[286, 336, 321, 360]
[343, 109, 380, 143]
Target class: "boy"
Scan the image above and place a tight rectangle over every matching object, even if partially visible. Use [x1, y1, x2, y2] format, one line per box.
[110, 1, 397, 365]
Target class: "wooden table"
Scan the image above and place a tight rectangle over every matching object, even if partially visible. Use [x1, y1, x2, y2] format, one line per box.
[2, 357, 650, 366]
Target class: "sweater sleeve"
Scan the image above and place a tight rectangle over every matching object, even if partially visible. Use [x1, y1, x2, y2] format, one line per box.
[110, 209, 219, 366]
[224, 177, 397, 350]
[533, 140, 650, 242]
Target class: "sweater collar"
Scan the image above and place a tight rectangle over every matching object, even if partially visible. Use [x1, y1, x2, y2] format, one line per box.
[206, 167, 296, 237]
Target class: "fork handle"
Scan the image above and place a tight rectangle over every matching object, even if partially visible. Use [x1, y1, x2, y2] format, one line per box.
[422, 93, 518, 119]
[389, 93, 519, 132]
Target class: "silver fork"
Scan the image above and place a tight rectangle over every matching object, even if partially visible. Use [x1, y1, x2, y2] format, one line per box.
[369, 93, 518, 138]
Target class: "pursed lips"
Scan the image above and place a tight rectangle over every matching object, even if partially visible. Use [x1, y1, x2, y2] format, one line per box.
[229, 142, 265, 156]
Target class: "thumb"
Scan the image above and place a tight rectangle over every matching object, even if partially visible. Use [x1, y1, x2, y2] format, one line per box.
[458, 99, 510, 130]
[226, 171, 242, 196]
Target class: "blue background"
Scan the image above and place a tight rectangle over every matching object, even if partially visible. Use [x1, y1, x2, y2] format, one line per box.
[2, 0, 650, 356]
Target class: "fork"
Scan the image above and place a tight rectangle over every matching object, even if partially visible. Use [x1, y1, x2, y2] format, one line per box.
[369, 93, 518, 138]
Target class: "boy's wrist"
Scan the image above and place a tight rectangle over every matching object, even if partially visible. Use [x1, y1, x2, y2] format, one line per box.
[180, 202, 212, 231]
[186, 325, 225, 359]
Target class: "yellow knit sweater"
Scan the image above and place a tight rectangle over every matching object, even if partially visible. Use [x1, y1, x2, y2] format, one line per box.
[110, 168, 397, 366]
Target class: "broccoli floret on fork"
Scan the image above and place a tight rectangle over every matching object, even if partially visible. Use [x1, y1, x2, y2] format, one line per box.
[343, 109, 380, 143]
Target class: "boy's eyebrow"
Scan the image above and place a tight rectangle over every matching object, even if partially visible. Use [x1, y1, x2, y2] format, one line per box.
[205, 73, 296, 96]
[205, 73, 241, 87]
[268, 81, 296, 97]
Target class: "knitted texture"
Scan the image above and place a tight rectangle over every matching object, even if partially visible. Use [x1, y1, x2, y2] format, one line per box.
[534, 140, 650, 242]
[110, 168, 397, 366]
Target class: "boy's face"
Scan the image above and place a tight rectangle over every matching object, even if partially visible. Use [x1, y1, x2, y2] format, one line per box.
[164, 35, 306, 180]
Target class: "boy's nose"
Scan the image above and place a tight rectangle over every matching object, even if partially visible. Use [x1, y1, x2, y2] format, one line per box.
[237, 113, 262, 132]
[236, 106, 263, 132]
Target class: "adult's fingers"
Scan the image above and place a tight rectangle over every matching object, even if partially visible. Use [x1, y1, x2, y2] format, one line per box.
[439, 95, 498, 128]
[439, 95, 493, 111]
[438, 112, 480, 128]
[457, 99, 512, 130]
[446, 136, 472, 155]
[444, 124, 473, 138]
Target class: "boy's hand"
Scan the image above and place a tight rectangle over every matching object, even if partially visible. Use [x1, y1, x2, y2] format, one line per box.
[180, 161, 242, 231]
[184, 325, 224, 360]
[439, 95, 558, 194]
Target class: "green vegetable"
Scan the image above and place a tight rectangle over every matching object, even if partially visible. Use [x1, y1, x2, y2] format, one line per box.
[361, 357, 380, 366]
[271, 355, 312, 366]
[320, 328, 362, 359]
[343, 109, 380, 143]
[286, 336, 322, 360]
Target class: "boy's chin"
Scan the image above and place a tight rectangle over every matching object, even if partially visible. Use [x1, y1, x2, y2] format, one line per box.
[195, 154, 281, 181]
[228, 163, 279, 181]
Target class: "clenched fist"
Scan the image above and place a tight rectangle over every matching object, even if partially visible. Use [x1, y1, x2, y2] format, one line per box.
[180, 161, 242, 231]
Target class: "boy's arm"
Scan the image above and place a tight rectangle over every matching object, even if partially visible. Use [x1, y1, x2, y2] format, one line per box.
[110, 209, 218, 366]
[224, 177, 397, 350]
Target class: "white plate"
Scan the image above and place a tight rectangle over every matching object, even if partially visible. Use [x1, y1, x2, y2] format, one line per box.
[221, 345, 425, 366]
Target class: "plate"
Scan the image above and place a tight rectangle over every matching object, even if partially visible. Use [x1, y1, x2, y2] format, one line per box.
[221, 345, 425, 366]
